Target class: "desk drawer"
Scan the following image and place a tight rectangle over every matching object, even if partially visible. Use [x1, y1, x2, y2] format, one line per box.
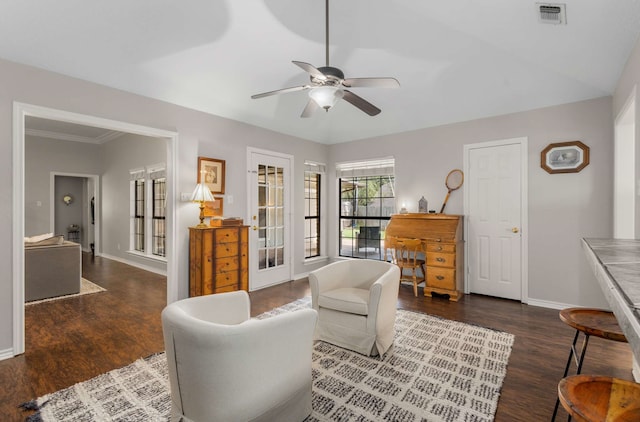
[425, 243, 456, 253]
[426, 252, 456, 268]
[426, 267, 456, 290]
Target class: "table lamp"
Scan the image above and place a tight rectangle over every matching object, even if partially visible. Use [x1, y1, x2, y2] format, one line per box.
[191, 182, 214, 228]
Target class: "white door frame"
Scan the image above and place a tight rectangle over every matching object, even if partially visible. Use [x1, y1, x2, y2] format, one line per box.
[13, 102, 179, 356]
[463, 137, 529, 303]
[246, 147, 294, 290]
[613, 85, 637, 238]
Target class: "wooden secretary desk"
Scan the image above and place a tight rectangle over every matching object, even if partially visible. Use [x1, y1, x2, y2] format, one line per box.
[189, 225, 249, 296]
[385, 213, 464, 301]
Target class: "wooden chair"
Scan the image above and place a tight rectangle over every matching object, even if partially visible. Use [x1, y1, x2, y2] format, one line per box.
[392, 238, 425, 297]
[384, 235, 399, 264]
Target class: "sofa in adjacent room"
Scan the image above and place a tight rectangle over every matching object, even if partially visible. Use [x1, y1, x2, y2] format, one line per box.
[24, 234, 82, 302]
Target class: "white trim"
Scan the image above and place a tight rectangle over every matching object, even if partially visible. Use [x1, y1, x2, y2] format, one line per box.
[613, 85, 637, 238]
[101, 252, 167, 276]
[463, 137, 529, 304]
[0, 348, 13, 361]
[25, 127, 125, 144]
[526, 298, 581, 310]
[12, 102, 179, 357]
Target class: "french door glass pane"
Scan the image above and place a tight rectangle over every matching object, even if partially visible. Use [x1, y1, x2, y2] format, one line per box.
[257, 164, 286, 270]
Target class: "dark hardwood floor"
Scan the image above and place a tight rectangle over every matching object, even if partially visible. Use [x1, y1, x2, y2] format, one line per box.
[1, 254, 634, 421]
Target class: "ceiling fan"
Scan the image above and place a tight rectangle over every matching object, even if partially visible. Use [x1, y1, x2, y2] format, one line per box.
[251, 0, 399, 117]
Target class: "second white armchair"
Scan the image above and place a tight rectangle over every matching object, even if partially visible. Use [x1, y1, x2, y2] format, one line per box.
[309, 259, 400, 356]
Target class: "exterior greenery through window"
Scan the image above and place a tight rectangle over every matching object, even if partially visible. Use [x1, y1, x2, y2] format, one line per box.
[304, 171, 321, 258]
[338, 159, 395, 260]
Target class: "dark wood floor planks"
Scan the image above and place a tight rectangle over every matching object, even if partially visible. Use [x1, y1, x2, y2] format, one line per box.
[0, 254, 634, 421]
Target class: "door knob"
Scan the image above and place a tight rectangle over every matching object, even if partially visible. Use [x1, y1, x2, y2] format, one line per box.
[252, 226, 258, 231]
[512, 227, 519, 233]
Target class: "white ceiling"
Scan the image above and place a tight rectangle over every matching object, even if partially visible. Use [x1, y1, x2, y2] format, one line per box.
[4, 1, 640, 144]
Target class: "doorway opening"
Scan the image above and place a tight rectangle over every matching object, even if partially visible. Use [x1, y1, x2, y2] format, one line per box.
[13, 102, 179, 356]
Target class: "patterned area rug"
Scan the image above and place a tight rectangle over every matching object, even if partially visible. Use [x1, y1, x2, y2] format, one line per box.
[23, 298, 514, 421]
[25, 278, 106, 306]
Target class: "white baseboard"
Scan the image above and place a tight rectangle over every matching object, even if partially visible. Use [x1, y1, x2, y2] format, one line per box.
[0, 347, 15, 361]
[99, 253, 167, 276]
[526, 298, 578, 310]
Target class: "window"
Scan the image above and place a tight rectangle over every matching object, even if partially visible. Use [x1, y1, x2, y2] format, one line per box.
[152, 177, 166, 257]
[337, 158, 395, 260]
[131, 169, 146, 252]
[130, 165, 166, 260]
[304, 161, 324, 259]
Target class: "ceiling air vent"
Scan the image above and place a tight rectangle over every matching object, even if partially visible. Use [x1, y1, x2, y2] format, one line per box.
[537, 3, 566, 25]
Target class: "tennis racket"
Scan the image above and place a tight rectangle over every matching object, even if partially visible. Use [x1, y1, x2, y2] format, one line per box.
[439, 169, 464, 213]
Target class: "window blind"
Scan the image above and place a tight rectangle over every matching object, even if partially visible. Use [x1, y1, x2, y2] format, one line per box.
[304, 160, 326, 173]
[336, 157, 394, 178]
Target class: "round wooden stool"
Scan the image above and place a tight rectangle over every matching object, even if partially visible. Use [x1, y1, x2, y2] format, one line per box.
[552, 308, 628, 420]
[558, 375, 640, 421]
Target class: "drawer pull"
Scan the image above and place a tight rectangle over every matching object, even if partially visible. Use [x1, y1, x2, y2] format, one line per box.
[436, 247, 443, 251]
[436, 257, 445, 263]
[435, 238, 442, 242]
[436, 275, 444, 280]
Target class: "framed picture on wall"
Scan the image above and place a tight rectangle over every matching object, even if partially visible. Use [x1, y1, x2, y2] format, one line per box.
[203, 197, 223, 217]
[197, 157, 225, 194]
[540, 141, 590, 174]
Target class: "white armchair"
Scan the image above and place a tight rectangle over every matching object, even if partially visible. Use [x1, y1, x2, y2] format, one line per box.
[309, 259, 400, 356]
[161, 291, 318, 422]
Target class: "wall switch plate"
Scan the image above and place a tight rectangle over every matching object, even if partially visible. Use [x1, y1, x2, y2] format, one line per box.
[180, 192, 192, 202]
[227, 195, 233, 204]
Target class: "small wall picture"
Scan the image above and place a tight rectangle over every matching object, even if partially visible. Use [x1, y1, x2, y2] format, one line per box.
[197, 157, 225, 194]
[540, 141, 590, 174]
[203, 197, 223, 217]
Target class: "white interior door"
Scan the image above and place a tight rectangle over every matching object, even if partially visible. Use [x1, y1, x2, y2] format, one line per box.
[465, 139, 525, 300]
[247, 148, 292, 290]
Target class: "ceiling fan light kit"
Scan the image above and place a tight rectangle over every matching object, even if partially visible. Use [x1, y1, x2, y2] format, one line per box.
[251, 0, 399, 117]
[309, 86, 344, 111]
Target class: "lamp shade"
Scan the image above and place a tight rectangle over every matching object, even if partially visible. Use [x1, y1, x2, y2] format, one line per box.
[309, 86, 344, 110]
[191, 183, 214, 202]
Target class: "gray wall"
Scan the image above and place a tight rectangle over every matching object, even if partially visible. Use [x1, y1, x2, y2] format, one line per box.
[329, 96, 614, 308]
[100, 133, 166, 272]
[25, 136, 100, 237]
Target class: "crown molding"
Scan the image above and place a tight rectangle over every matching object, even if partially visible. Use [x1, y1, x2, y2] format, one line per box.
[25, 128, 124, 144]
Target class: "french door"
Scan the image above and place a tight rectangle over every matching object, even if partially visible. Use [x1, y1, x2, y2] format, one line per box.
[247, 148, 292, 290]
[464, 138, 527, 301]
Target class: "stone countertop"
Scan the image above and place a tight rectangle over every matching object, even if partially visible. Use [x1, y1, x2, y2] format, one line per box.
[585, 239, 640, 308]
[583, 238, 640, 371]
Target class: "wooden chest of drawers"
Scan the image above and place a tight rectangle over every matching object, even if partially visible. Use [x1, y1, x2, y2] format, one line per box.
[189, 226, 249, 296]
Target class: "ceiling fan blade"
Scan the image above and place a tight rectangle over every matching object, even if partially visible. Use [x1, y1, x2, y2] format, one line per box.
[343, 90, 381, 116]
[300, 99, 320, 118]
[251, 85, 310, 99]
[292, 61, 327, 80]
[342, 77, 400, 88]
